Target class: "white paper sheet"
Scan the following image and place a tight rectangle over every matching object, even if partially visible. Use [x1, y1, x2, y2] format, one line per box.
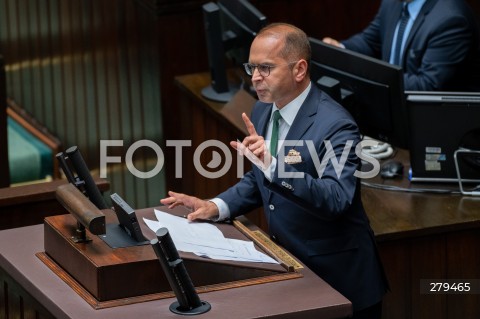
[143, 209, 278, 264]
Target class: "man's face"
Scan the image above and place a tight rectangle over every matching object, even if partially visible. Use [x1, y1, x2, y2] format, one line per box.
[248, 35, 298, 108]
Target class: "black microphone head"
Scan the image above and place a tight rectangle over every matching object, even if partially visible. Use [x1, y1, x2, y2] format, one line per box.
[65, 146, 108, 209]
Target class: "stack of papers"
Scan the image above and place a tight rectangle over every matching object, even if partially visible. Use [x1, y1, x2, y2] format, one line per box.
[144, 209, 278, 264]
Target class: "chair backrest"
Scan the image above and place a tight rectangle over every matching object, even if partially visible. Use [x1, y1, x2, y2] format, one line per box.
[7, 99, 62, 183]
[0, 55, 62, 187]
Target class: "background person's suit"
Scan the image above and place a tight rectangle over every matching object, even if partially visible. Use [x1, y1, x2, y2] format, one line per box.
[342, 0, 480, 91]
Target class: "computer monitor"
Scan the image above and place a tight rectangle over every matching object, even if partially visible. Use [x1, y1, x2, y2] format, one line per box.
[308, 37, 409, 149]
[406, 91, 480, 184]
[201, 0, 267, 102]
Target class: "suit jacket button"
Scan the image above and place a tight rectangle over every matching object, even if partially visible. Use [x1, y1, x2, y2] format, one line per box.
[269, 204, 275, 210]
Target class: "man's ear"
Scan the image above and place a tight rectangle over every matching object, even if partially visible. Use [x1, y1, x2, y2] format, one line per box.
[294, 59, 308, 81]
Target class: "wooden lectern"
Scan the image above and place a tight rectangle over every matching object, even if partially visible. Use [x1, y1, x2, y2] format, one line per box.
[38, 206, 304, 309]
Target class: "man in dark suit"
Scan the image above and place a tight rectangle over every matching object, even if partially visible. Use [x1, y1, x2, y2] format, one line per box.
[323, 0, 480, 91]
[161, 23, 389, 318]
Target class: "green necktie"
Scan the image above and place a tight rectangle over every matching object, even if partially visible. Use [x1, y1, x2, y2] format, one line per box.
[270, 110, 282, 156]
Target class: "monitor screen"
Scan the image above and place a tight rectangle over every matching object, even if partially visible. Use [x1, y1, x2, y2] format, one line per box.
[308, 37, 409, 149]
[201, 0, 267, 102]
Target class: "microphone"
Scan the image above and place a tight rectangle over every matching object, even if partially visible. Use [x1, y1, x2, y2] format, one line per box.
[151, 227, 211, 315]
[65, 146, 108, 209]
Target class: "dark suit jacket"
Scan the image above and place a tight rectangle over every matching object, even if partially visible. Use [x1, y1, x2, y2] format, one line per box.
[342, 0, 480, 91]
[217, 84, 389, 311]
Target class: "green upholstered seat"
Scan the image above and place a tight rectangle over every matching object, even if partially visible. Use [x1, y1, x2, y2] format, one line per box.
[7, 116, 53, 184]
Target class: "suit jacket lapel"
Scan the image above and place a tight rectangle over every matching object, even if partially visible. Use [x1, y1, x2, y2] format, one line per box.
[256, 104, 271, 137]
[383, 1, 404, 60]
[253, 103, 274, 201]
[404, 0, 436, 57]
[283, 86, 318, 153]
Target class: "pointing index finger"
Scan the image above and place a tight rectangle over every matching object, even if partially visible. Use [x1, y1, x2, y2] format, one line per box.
[242, 112, 258, 136]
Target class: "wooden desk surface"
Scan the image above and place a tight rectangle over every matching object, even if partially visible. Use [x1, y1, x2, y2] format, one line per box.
[0, 178, 109, 207]
[360, 150, 480, 241]
[0, 222, 352, 319]
[0, 178, 110, 230]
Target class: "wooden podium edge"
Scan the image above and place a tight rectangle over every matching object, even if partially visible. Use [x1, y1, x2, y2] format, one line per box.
[233, 219, 304, 271]
[36, 252, 302, 310]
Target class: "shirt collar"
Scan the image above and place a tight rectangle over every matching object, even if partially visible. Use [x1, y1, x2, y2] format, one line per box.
[271, 82, 312, 126]
[406, 0, 427, 20]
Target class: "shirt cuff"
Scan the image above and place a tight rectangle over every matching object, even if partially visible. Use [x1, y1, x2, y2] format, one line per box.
[262, 156, 277, 182]
[209, 198, 230, 221]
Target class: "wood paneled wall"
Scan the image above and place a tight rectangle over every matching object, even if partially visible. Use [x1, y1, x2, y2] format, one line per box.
[0, 0, 166, 208]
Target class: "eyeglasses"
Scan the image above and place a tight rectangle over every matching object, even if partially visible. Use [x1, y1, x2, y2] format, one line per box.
[243, 61, 299, 77]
